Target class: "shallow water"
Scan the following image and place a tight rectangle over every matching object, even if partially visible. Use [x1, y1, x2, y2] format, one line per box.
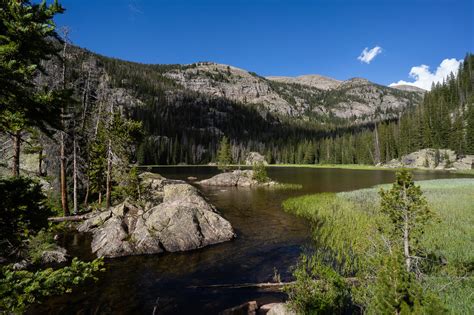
[34, 167, 471, 315]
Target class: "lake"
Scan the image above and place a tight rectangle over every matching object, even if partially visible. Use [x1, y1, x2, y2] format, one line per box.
[34, 167, 471, 314]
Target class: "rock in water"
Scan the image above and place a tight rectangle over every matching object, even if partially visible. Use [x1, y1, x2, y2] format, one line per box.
[198, 170, 277, 187]
[78, 173, 235, 258]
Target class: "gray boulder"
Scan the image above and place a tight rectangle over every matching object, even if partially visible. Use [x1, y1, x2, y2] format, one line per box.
[41, 247, 68, 264]
[385, 149, 457, 169]
[78, 174, 235, 258]
[261, 303, 296, 315]
[198, 170, 277, 187]
[245, 152, 268, 166]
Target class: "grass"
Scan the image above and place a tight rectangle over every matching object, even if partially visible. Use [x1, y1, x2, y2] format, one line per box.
[283, 178, 474, 313]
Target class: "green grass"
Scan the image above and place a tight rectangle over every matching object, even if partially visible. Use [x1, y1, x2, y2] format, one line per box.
[283, 178, 474, 313]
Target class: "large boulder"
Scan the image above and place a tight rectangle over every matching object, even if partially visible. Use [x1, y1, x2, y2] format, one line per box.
[78, 174, 235, 258]
[385, 149, 457, 169]
[245, 152, 268, 166]
[198, 170, 277, 187]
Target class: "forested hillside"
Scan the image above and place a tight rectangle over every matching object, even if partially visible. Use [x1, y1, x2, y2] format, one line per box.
[319, 53, 474, 165]
[63, 47, 422, 165]
[97, 52, 472, 166]
[5, 44, 471, 171]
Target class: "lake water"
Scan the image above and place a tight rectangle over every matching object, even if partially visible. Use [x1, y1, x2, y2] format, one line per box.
[34, 167, 471, 315]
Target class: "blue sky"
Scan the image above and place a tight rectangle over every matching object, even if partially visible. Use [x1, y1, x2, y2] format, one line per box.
[55, 0, 473, 87]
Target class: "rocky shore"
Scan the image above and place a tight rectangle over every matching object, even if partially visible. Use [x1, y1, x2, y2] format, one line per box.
[77, 172, 235, 258]
[383, 149, 474, 170]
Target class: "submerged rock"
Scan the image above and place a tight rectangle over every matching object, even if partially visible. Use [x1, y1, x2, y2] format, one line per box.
[198, 170, 277, 187]
[78, 173, 235, 258]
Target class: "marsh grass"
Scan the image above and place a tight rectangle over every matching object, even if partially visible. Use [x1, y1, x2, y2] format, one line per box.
[283, 178, 474, 313]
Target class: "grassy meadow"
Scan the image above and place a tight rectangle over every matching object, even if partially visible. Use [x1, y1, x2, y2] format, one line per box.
[283, 178, 474, 313]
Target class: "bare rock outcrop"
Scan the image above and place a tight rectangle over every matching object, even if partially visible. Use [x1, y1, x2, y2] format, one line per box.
[77, 173, 235, 258]
[384, 149, 474, 170]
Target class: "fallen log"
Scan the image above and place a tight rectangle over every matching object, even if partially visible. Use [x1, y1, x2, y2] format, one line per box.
[48, 213, 91, 222]
[188, 277, 359, 291]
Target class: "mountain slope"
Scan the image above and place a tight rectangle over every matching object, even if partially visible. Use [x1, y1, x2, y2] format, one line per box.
[159, 62, 423, 123]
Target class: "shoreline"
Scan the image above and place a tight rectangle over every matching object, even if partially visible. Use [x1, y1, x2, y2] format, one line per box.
[136, 163, 474, 174]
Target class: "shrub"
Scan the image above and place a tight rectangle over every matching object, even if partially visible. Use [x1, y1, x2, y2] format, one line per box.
[252, 162, 269, 183]
[285, 254, 351, 314]
[0, 258, 105, 313]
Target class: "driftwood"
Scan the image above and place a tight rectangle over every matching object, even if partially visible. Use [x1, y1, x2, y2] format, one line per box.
[188, 278, 359, 291]
[48, 213, 91, 222]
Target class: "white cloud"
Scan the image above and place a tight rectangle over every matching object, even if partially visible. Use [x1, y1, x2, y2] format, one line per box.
[357, 46, 383, 64]
[389, 58, 462, 91]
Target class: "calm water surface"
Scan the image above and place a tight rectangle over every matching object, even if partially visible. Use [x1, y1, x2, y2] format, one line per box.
[34, 167, 471, 315]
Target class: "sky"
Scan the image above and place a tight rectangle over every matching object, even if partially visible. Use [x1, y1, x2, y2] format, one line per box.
[54, 0, 473, 89]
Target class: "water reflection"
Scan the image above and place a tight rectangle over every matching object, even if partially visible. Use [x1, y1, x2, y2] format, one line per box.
[33, 167, 471, 315]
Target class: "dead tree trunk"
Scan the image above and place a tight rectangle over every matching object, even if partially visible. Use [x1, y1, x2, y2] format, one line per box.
[73, 133, 78, 215]
[105, 139, 112, 210]
[38, 148, 43, 176]
[11, 131, 21, 177]
[60, 130, 69, 216]
[402, 186, 411, 272]
[373, 123, 381, 165]
[60, 29, 70, 216]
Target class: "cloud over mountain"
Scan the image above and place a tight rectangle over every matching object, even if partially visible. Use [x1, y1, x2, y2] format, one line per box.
[390, 58, 461, 90]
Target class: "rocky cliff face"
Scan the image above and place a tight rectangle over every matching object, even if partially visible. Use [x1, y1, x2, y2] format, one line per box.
[267, 74, 341, 90]
[161, 62, 422, 122]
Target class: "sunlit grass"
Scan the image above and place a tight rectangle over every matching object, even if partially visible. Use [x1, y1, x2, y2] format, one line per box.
[283, 178, 474, 313]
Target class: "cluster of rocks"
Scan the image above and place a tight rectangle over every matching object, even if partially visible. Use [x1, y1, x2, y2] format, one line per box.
[220, 301, 295, 315]
[77, 172, 235, 258]
[198, 170, 277, 187]
[384, 149, 474, 170]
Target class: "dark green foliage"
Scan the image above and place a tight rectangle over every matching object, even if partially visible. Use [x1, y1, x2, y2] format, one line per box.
[0, 258, 105, 314]
[0, 177, 53, 255]
[285, 254, 351, 314]
[0, 0, 65, 133]
[252, 162, 268, 183]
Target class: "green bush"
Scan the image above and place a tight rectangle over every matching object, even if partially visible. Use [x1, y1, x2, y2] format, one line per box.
[0, 258, 105, 314]
[0, 177, 53, 255]
[285, 254, 351, 314]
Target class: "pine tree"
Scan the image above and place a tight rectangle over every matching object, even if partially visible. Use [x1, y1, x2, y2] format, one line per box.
[0, 0, 65, 176]
[217, 136, 232, 171]
[379, 170, 434, 273]
[466, 99, 474, 154]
